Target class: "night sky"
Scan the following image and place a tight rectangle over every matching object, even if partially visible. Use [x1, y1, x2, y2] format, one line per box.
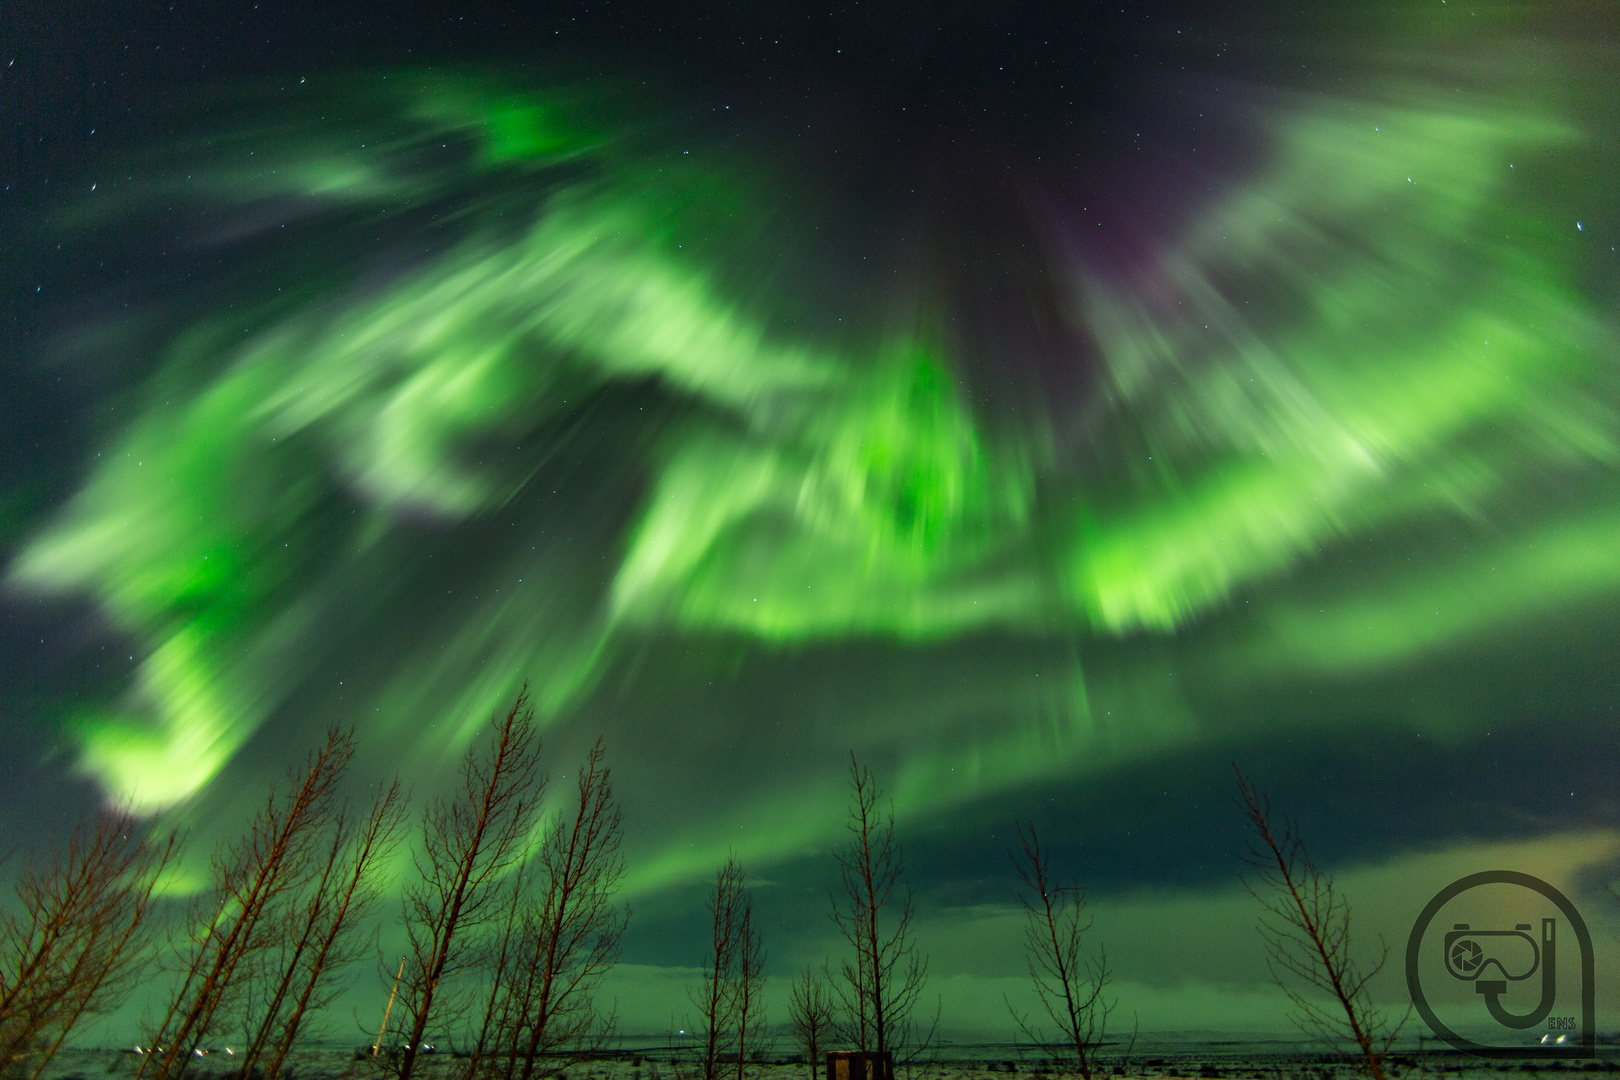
[3, 0, 1619, 1045]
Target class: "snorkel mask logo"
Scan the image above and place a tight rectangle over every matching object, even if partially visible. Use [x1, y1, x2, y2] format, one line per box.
[1407, 872, 1595, 1058]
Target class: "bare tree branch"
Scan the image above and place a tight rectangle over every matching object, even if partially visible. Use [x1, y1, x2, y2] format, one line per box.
[830, 753, 926, 1062]
[259, 777, 409, 1080]
[460, 879, 527, 1080]
[731, 886, 765, 1080]
[140, 727, 354, 1080]
[1234, 765, 1406, 1080]
[0, 808, 176, 1080]
[787, 968, 834, 1080]
[1006, 822, 1112, 1080]
[496, 737, 627, 1080]
[693, 858, 744, 1080]
[395, 688, 547, 1080]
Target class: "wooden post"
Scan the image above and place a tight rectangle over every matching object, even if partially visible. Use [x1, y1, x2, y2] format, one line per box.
[373, 956, 406, 1057]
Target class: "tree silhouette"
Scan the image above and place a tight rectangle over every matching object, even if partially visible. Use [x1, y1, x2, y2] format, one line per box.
[730, 885, 765, 1080]
[829, 753, 927, 1059]
[493, 737, 627, 1080]
[0, 808, 175, 1080]
[248, 778, 408, 1080]
[140, 728, 353, 1080]
[1006, 822, 1112, 1080]
[396, 690, 547, 1080]
[693, 858, 745, 1080]
[1235, 766, 1405, 1080]
[787, 967, 835, 1080]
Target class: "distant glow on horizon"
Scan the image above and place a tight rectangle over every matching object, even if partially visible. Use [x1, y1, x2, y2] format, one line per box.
[6, 54, 1616, 896]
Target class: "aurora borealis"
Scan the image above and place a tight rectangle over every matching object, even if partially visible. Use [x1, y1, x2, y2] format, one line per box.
[3, 0, 1619, 1042]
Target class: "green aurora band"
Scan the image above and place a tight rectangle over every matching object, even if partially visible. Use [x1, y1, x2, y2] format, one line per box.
[7, 54, 1617, 895]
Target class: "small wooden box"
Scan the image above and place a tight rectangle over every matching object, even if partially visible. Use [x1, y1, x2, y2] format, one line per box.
[826, 1051, 893, 1080]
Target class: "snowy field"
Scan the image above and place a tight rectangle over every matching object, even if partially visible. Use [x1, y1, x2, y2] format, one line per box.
[34, 1042, 1620, 1080]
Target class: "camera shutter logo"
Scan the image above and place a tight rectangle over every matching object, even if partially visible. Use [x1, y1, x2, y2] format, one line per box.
[1405, 871, 1594, 1058]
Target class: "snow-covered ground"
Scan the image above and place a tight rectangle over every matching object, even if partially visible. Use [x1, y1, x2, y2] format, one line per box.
[35, 1042, 1620, 1080]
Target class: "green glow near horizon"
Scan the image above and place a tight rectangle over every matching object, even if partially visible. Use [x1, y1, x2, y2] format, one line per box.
[7, 69, 1615, 892]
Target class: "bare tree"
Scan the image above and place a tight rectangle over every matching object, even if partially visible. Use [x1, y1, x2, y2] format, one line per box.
[787, 968, 834, 1080]
[730, 889, 765, 1080]
[460, 881, 528, 1080]
[693, 858, 744, 1080]
[231, 818, 352, 1079]
[1235, 766, 1404, 1080]
[829, 754, 926, 1058]
[493, 737, 627, 1080]
[1006, 822, 1112, 1080]
[0, 809, 176, 1080]
[395, 689, 547, 1080]
[140, 728, 354, 1080]
[253, 778, 409, 1080]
